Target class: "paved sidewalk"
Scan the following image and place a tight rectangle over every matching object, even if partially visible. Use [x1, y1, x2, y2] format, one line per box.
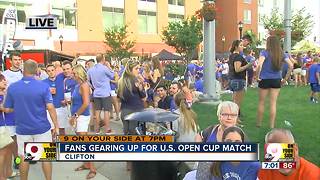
[13, 118, 129, 180]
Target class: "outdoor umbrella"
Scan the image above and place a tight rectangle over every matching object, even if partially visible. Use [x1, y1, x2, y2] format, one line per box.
[155, 49, 183, 60]
[124, 108, 179, 122]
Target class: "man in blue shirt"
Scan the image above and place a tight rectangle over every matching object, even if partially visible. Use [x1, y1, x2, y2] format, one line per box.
[43, 64, 69, 135]
[169, 81, 182, 111]
[3, 60, 58, 180]
[308, 57, 320, 103]
[62, 61, 77, 101]
[87, 54, 114, 134]
[194, 75, 204, 93]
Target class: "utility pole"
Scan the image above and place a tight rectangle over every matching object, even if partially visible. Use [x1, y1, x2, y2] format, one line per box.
[284, 0, 291, 53]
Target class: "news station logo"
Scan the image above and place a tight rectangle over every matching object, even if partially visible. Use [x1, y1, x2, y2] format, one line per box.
[264, 143, 294, 162]
[25, 15, 57, 29]
[24, 142, 57, 161]
[262, 143, 296, 170]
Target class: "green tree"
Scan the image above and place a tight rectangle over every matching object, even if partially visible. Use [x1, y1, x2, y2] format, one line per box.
[104, 25, 135, 60]
[262, 8, 314, 47]
[161, 16, 203, 62]
[291, 8, 314, 45]
[243, 30, 261, 54]
[262, 8, 284, 31]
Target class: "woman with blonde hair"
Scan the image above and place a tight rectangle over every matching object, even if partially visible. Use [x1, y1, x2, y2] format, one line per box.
[117, 59, 147, 135]
[150, 56, 164, 84]
[173, 89, 198, 142]
[194, 101, 240, 179]
[256, 36, 293, 128]
[70, 64, 96, 179]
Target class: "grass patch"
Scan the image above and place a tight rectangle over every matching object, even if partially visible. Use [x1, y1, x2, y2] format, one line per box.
[193, 86, 320, 166]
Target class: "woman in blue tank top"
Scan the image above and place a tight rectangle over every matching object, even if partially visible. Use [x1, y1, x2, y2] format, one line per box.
[256, 36, 293, 128]
[69, 65, 96, 179]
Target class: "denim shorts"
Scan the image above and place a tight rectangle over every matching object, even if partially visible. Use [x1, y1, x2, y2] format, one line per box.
[310, 83, 320, 92]
[229, 79, 246, 92]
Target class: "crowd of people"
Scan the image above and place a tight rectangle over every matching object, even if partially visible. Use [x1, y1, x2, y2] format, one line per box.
[0, 34, 319, 180]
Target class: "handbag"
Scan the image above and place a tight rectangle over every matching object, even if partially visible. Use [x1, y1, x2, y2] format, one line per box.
[0, 112, 14, 149]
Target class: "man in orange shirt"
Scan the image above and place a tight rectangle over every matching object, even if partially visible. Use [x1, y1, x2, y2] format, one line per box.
[258, 128, 319, 180]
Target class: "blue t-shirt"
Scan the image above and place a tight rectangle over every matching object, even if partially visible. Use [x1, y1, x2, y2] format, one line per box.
[110, 71, 121, 91]
[170, 96, 177, 112]
[110, 82, 117, 90]
[259, 50, 289, 79]
[4, 76, 52, 135]
[43, 74, 65, 108]
[187, 63, 197, 75]
[64, 77, 77, 94]
[302, 56, 312, 69]
[245, 55, 255, 70]
[195, 78, 204, 93]
[217, 161, 260, 180]
[71, 84, 90, 116]
[0, 94, 15, 126]
[120, 65, 125, 76]
[216, 64, 222, 78]
[196, 65, 204, 72]
[309, 64, 320, 83]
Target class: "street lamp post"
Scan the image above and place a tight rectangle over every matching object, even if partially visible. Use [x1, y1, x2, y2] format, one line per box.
[203, 0, 218, 101]
[59, 35, 63, 51]
[221, 35, 225, 56]
[238, 21, 243, 40]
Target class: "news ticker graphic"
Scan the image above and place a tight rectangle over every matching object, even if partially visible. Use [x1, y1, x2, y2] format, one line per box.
[25, 136, 259, 161]
[261, 162, 296, 169]
[57, 135, 174, 142]
[262, 143, 296, 169]
[58, 143, 258, 161]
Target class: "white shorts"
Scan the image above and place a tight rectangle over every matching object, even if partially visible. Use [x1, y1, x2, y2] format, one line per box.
[17, 130, 52, 156]
[293, 68, 302, 75]
[7, 126, 16, 136]
[47, 107, 69, 129]
[76, 115, 90, 133]
[110, 90, 117, 97]
[301, 69, 307, 76]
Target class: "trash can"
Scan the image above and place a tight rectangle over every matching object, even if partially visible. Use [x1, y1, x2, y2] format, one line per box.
[124, 108, 179, 180]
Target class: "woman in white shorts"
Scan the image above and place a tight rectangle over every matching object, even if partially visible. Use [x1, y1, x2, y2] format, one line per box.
[69, 65, 96, 179]
[293, 53, 303, 87]
[0, 73, 19, 178]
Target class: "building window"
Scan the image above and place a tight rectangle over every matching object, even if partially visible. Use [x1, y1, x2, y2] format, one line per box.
[64, 9, 76, 26]
[138, 10, 157, 34]
[52, 8, 77, 28]
[258, 13, 263, 25]
[258, 0, 264, 7]
[243, 0, 251, 4]
[168, 0, 184, 6]
[244, 10, 251, 24]
[0, 2, 29, 25]
[273, 0, 279, 8]
[102, 7, 124, 29]
[140, 0, 156, 2]
[168, 13, 184, 22]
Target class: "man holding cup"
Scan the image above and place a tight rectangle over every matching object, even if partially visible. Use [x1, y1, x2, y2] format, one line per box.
[43, 64, 69, 135]
[61, 61, 77, 117]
